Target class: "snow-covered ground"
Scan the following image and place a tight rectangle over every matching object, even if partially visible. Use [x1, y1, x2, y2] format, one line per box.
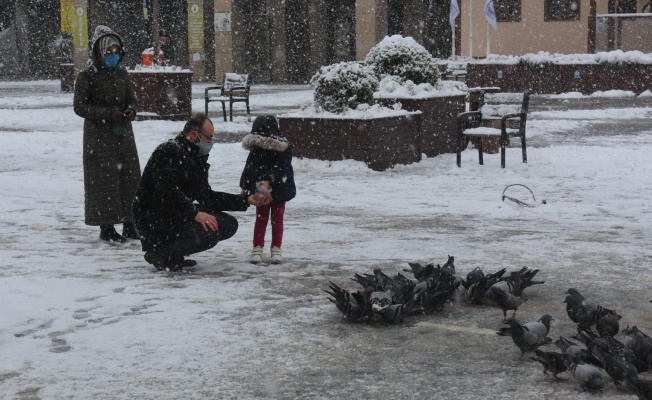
[1, 80, 652, 399]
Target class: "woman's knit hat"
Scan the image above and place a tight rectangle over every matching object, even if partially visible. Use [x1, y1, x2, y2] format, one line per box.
[97, 35, 121, 58]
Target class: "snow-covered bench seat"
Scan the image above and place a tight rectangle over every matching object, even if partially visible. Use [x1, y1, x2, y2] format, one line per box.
[456, 91, 530, 168]
[204, 73, 251, 122]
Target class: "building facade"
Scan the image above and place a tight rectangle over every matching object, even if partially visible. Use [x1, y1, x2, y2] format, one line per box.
[0, 0, 649, 81]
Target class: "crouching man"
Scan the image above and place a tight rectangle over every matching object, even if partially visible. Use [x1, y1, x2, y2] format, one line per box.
[133, 113, 271, 271]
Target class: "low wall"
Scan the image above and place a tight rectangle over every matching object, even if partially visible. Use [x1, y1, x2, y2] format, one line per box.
[278, 113, 421, 171]
[467, 63, 652, 94]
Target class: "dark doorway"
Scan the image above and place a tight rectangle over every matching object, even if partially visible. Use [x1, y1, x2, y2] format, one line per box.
[426, 0, 454, 58]
[327, 0, 356, 64]
[159, 0, 189, 68]
[388, 0, 405, 35]
[203, 0, 215, 81]
[243, 0, 270, 83]
[285, 0, 310, 83]
[14, 0, 60, 78]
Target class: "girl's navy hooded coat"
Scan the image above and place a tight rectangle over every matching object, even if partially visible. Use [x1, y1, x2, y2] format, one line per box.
[240, 116, 296, 203]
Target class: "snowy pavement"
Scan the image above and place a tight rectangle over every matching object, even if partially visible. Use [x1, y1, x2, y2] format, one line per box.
[1, 80, 652, 399]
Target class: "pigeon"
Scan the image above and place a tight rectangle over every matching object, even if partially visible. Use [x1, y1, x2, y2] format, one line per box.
[466, 268, 506, 305]
[324, 282, 373, 322]
[498, 317, 552, 360]
[596, 313, 621, 337]
[575, 326, 650, 374]
[498, 314, 553, 338]
[590, 341, 638, 390]
[622, 325, 652, 367]
[563, 358, 604, 392]
[370, 290, 393, 312]
[465, 266, 484, 286]
[490, 285, 523, 322]
[564, 288, 619, 329]
[370, 290, 419, 323]
[629, 378, 652, 400]
[419, 272, 461, 313]
[554, 335, 602, 368]
[503, 266, 545, 297]
[530, 349, 569, 380]
[440, 255, 455, 276]
[404, 262, 435, 283]
[352, 269, 414, 304]
[483, 280, 513, 301]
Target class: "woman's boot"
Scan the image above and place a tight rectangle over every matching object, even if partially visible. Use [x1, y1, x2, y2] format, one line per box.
[122, 222, 139, 240]
[100, 224, 126, 243]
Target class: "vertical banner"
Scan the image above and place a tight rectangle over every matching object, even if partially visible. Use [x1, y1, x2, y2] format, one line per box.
[188, 0, 204, 59]
[485, 0, 497, 29]
[450, 0, 460, 27]
[70, 4, 88, 50]
[450, 0, 459, 58]
[60, 0, 74, 34]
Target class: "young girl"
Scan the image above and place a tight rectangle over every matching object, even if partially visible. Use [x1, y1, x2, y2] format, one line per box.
[240, 115, 296, 264]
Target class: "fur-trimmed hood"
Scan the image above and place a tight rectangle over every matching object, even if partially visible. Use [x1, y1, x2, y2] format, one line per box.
[242, 133, 289, 152]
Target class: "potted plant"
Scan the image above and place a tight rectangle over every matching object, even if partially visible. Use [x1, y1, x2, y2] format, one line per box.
[368, 35, 467, 157]
[278, 60, 422, 171]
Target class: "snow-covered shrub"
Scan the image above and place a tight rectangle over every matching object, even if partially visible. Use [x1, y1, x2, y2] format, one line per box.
[310, 61, 379, 113]
[365, 35, 439, 85]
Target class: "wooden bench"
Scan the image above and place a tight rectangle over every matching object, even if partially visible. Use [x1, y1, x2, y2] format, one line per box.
[204, 73, 251, 122]
[456, 91, 530, 168]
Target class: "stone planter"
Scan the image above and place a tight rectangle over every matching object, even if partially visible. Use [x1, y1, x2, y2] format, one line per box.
[378, 95, 466, 157]
[278, 113, 421, 171]
[467, 62, 652, 94]
[128, 70, 193, 121]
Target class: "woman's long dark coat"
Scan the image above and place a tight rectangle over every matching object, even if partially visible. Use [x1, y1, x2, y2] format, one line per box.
[73, 25, 140, 226]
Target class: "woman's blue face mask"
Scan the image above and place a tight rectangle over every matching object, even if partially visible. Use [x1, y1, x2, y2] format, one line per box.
[103, 54, 120, 68]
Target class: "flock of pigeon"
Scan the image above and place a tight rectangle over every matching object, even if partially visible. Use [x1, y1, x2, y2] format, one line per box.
[324, 255, 542, 324]
[324, 256, 652, 398]
[502, 288, 652, 399]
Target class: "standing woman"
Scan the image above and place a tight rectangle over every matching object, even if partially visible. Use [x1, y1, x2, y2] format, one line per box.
[74, 25, 141, 243]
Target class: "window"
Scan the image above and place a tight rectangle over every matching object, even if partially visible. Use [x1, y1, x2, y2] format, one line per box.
[544, 0, 580, 21]
[495, 0, 521, 22]
[616, 0, 637, 13]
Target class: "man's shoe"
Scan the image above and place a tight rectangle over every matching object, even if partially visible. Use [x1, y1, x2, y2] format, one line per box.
[122, 223, 139, 240]
[144, 251, 184, 272]
[270, 246, 282, 264]
[250, 246, 263, 264]
[183, 259, 197, 267]
[100, 225, 127, 243]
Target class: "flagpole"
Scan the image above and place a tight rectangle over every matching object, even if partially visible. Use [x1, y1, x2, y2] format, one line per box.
[452, 26, 456, 60]
[469, 0, 473, 59]
[487, 22, 490, 56]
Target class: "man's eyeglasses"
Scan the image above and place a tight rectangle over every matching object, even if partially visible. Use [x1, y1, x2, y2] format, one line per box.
[198, 130, 214, 142]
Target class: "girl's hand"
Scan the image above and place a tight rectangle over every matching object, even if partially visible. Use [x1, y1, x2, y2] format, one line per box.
[247, 194, 272, 206]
